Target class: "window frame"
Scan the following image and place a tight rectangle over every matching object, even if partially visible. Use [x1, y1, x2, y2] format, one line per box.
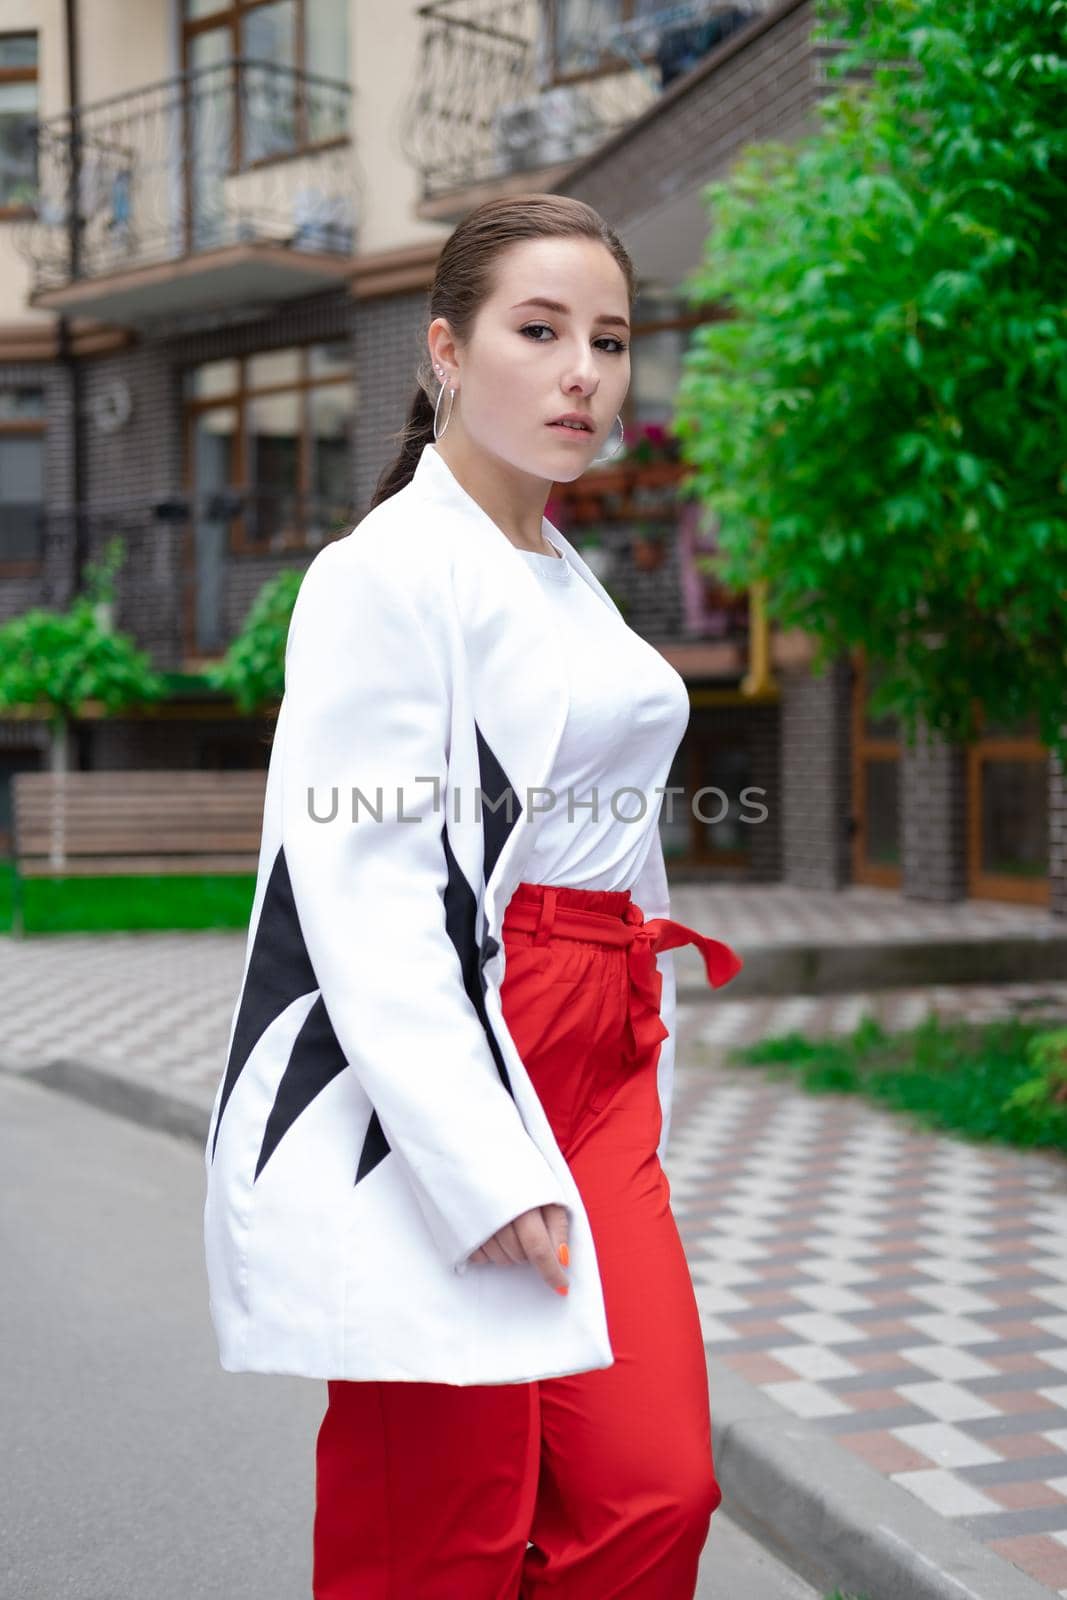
[0, 31, 39, 220]
[0, 386, 46, 576]
[181, 0, 349, 174]
[545, 0, 660, 89]
[181, 339, 355, 557]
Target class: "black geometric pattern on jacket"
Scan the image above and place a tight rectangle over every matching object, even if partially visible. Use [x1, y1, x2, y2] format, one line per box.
[475, 719, 521, 884]
[214, 725, 523, 1183]
[255, 993, 345, 1179]
[210, 844, 317, 1163]
[441, 822, 512, 1100]
[209, 842, 387, 1186]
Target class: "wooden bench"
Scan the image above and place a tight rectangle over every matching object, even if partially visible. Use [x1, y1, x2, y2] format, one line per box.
[10, 769, 268, 934]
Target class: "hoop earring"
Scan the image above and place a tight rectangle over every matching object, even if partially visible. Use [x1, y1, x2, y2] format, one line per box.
[591, 413, 625, 467]
[433, 365, 456, 441]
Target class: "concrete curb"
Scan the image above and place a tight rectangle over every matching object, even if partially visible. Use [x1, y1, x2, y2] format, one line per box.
[707, 1362, 1054, 1600]
[6, 1057, 1056, 1600]
[674, 932, 1067, 1000]
[4, 1057, 212, 1146]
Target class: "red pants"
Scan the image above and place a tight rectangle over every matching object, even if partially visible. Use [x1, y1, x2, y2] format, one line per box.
[313, 881, 742, 1599]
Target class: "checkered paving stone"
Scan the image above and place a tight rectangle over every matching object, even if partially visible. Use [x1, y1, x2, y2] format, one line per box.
[3, 895, 1067, 1592]
[665, 881, 1064, 946]
[666, 1057, 1067, 1595]
[0, 930, 247, 1105]
[678, 982, 1067, 1052]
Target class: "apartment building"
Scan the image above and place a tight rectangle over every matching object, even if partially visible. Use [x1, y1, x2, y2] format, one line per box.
[0, 0, 1061, 908]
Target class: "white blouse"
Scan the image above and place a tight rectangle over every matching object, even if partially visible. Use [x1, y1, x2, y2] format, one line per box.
[513, 528, 690, 893]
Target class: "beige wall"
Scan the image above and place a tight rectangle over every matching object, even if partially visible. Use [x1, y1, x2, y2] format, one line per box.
[0, 0, 63, 326]
[352, 0, 446, 257]
[0, 0, 176, 327]
[0, 0, 445, 333]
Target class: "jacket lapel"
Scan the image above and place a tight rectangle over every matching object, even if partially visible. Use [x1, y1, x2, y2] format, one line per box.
[409, 444, 572, 938]
[408, 442, 668, 934]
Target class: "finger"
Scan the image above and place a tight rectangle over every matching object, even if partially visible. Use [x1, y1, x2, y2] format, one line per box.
[541, 1202, 570, 1271]
[494, 1222, 526, 1267]
[515, 1213, 568, 1293]
[481, 1236, 512, 1265]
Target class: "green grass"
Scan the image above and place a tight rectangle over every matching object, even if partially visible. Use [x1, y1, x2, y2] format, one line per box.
[0, 859, 256, 934]
[728, 1011, 1067, 1154]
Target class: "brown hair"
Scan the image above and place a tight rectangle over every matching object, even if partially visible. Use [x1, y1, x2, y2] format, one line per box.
[368, 193, 637, 510]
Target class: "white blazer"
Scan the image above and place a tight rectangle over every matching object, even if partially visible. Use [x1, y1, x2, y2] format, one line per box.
[203, 440, 686, 1385]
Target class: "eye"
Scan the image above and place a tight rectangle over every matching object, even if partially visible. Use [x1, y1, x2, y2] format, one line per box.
[519, 322, 628, 354]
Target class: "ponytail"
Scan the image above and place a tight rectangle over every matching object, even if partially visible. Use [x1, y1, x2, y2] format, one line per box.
[368, 375, 436, 511]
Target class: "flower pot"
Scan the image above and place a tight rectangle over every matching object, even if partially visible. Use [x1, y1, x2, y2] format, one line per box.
[631, 536, 667, 573]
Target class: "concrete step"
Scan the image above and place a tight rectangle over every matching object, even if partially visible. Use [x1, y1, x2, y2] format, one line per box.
[675, 932, 1067, 1000]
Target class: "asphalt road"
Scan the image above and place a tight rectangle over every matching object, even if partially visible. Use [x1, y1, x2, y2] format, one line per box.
[0, 1072, 818, 1600]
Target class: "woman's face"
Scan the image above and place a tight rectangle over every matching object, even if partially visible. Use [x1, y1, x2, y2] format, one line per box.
[431, 235, 631, 482]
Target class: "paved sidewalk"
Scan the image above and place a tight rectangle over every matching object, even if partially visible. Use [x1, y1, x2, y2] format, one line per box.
[670, 1037, 1067, 1596]
[2, 881, 1066, 1594]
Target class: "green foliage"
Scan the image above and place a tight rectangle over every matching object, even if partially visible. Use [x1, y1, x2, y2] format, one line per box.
[0, 537, 167, 722]
[674, 0, 1067, 760]
[203, 566, 305, 714]
[82, 536, 124, 607]
[1001, 1025, 1067, 1134]
[730, 1010, 1067, 1152]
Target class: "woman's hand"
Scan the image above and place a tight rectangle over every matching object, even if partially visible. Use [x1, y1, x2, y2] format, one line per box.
[467, 1202, 571, 1294]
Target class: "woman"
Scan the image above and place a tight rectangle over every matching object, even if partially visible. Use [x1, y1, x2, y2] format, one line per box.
[203, 193, 743, 1598]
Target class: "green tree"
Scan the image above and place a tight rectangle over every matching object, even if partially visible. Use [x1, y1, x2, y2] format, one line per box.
[203, 566, 304, 714]
[0, 538, 168, 771]
[674, 0, 1067, 760]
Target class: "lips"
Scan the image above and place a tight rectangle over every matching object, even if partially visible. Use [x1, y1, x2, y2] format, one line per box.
[547, 420, 593, 433]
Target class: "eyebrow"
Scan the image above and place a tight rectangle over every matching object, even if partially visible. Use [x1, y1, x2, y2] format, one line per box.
[510, 296, 630, 333]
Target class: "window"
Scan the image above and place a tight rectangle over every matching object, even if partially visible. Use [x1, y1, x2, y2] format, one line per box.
[549, 0, 675, 83]
[182, 340, 356, 554]
[968, 711, 1049, 906]
[0, 33, 38, 214]
[0, 384, 45, 568]
[182, 0, 350, 161]
[626, 289, 708, 432]
[549, 0, 749, 87]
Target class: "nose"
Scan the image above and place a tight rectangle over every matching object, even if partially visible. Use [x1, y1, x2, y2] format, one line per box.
[561, 351, 599, 395]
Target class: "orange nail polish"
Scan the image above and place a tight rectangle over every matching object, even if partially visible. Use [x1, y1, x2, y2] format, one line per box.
[558, 1243, 570, 1268]
[555, 1284, 569, 1296]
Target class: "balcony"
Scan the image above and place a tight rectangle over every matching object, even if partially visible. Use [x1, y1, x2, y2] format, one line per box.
[400, 0, 765, 212]
[0, 488, 354, 670]
[15, 59, 356, 330]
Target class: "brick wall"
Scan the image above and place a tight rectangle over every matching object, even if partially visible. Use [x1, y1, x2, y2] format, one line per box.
[4, 289, 355, 672]
[352, 287, 430, 516]
[92, 716, 275, 770]
[1049, 738, 1066, 919]
[106, 287, 355, 666]
[779, 656, 852, 889]
[899, 722, 968, 902]
[0, 360, 75, 618]
[688, 698, 781, 881]
[561, 0, 830, 224]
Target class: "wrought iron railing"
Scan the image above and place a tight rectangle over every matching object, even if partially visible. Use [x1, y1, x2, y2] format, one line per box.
[400, 0, 764, 200]
[14, 58, 355, 295]
[0, 490, 356, 660]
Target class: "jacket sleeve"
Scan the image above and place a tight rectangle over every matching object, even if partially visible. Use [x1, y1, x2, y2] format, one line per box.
[278, 537, 569, 1276]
